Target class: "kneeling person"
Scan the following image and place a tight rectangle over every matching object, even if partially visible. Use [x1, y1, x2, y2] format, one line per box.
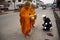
[42, 15, 52, 31]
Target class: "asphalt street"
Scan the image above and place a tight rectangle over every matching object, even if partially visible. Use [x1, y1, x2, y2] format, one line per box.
[0, 7, 59, 40]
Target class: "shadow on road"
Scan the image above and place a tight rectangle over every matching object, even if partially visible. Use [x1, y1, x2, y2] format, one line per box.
[53, 11, 60, 39]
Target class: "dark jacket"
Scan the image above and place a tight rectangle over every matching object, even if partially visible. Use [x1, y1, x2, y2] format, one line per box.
[43, 18, 52, 28]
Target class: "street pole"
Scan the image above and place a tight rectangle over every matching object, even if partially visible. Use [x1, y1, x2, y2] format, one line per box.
[13, 0, 16, 10]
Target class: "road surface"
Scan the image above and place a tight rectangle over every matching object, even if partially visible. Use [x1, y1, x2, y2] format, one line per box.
[0, 7, 59, 40]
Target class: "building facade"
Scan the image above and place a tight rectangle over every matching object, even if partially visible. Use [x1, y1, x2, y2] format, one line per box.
[1, 0, 49, 10]
[4, 0, 36, 10]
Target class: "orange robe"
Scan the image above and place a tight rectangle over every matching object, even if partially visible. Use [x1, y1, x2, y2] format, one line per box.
[30, 6, 35, 26]
[20, 6, 35, 35]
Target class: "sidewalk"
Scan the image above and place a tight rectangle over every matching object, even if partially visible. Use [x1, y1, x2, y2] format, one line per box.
[53, 10, 60, 39]
[0, 10, 19, 15]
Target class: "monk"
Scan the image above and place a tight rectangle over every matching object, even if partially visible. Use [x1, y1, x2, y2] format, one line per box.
[30, 4, 36, 27]
[20, 1, 36, 37]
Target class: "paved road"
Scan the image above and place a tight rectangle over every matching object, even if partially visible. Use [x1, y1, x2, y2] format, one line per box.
[0, 7, 59, 40]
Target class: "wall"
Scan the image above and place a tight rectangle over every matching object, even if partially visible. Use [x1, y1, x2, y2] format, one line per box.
[5, 0, 37, 10]
[5, 0, 23, 10]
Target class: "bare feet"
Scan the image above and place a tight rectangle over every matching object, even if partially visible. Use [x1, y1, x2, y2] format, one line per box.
[33, 26, 35, 28]
[45, 39, 49, 40]
[25, 34, 30, 39]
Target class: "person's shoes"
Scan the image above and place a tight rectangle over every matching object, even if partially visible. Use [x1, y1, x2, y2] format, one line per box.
[43, 28, 50, 31]
[46, 29, 50, 31]
[43, 28, 46, 31]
